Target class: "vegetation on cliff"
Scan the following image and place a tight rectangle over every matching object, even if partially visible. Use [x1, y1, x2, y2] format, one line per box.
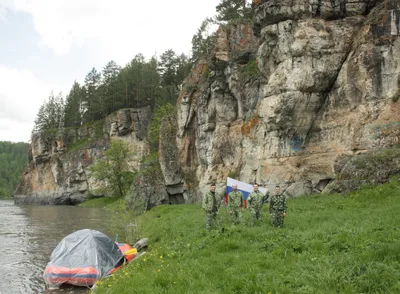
[32, 52, 190, 135]
[93, 179, 400, 293]
[30, 1, 252, 137]
[215, 0, 253, 23]
[90, 140, 135, 198]
[0, 141, 29, 199]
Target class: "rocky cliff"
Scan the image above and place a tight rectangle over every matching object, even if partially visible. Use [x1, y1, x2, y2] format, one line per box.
[15, 0, 400, 206]
[159, 0, 400, 201]
[14, 108, 154, 205]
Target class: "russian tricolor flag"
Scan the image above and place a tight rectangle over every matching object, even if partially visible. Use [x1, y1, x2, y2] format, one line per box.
[226, 177, 268, 208]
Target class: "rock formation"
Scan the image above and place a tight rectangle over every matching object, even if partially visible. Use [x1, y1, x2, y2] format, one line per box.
[15, 0, 400, 206]
[14, 108, 154, 205]
[159, 0, 400, 200]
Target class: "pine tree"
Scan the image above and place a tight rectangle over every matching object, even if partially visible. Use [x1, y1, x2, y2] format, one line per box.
[142, 56, 160, 109]
[64, 81, 83, 127]
[159, 49, 178, 87]
[102, 60, 121, 114]
[32, 92, 64, 133]
[83, 68, 101, 122]
[215, 0, 252, 23]
[175, 53, 192, 89]
[32, 103, 48, 134]
[191, 18, 217, 62]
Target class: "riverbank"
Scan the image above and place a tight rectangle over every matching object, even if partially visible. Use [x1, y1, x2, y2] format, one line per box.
[93, 179, 400, 293]
[78, 196, 125, 210]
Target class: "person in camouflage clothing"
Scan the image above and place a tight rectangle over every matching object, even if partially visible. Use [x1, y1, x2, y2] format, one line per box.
[247, 183, 266, 225]
[269, 185, 287, 227]
[227, 184, 244, 224]
[202, 183, 221, 230]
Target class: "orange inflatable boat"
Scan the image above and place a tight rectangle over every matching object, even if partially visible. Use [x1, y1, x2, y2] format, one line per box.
[43, 230, 137, 288]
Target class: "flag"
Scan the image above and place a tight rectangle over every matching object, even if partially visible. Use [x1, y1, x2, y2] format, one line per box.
[226, 177, 268, 208]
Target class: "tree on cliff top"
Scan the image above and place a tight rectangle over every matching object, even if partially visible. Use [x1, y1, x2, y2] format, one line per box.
[64, 81, 83, 128]
[90, 140, 135, 198]
[32, 92, 64, 134]
[215, 0, 252, 23]
[191, 18, 217, 62]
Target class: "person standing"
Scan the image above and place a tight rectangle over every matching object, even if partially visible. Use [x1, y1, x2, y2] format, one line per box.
[202, 183, 220, 230]
[247, 183, 265, 225]
[269, 185, 287, 227]
[227, 184, 244, 224]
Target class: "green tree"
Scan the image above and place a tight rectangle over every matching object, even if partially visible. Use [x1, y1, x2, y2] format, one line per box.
[83, 67, 102, 122]
[159, 49, 179, 88]
[32, 92, 64, 133]
[0, 141, 29, 199]
[31, 50, 191, 136]
[157, 50, 191, 106]
[175, 53, 192, 88]
[64, 81, 83, 127]
[215, 0, 252, 22]
[141, 55, 160, 109]
[90, 140, 135, 198]
[101, 60, 121, 114]
[191, 18, 217, 62]
[117, 54, 161, 110]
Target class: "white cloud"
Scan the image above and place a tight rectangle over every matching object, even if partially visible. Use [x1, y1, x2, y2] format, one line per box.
[0, 65, 66, 142]
[3, 0, 217, 62]
[0, 0, 13, 20]
[0, 0, 218, 142]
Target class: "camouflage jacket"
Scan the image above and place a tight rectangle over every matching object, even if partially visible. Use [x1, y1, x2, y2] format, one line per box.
[202, 191, 220, 213]
[247, 191, 265, 210]
[269, 194, 287, 212]
[228, 190, 244, 209]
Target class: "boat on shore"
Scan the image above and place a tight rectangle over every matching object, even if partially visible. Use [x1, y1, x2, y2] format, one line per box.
[43, 229, 147, 289]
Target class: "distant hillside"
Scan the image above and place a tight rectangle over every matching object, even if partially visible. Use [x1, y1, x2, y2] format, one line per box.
[0, 141, 29, 199]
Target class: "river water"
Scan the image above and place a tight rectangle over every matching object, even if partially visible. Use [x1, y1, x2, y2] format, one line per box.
[0, 200, 116, 294]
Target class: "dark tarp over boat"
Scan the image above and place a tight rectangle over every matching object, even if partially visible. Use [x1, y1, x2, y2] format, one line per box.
[43, 229, 125, 288]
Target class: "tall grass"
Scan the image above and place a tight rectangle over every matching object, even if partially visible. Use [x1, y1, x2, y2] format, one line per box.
[93, 179, 400, 293]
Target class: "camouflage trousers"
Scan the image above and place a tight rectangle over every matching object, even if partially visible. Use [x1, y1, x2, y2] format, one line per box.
[271, 211, 285, 227]
[249, 208, 262, 225]
[206, 211, 220, 230]
[230, 208, 243, 224]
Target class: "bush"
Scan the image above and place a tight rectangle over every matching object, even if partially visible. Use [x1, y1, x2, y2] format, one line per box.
[148, 104, 176, 151]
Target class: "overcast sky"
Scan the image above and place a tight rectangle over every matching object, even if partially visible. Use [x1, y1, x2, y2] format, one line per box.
[0, 0, 217, 143]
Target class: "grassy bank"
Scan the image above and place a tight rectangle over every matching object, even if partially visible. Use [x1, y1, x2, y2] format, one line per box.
[93, 179, 400, 293]
[78, 197, 125, 210]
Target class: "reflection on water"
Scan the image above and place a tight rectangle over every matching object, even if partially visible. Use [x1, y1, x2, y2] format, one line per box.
[0, 200, 115, 294]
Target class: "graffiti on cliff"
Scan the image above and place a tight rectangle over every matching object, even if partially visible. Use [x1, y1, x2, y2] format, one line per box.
[290, 135, 304, 152]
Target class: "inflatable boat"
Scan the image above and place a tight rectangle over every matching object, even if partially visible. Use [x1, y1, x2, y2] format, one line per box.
[43, 229, 144, 288]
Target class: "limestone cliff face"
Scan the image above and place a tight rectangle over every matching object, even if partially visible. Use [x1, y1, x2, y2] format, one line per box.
[15, 1, 400, 206]
[159, 0, 400, 200]
[14, 108, 153, 205]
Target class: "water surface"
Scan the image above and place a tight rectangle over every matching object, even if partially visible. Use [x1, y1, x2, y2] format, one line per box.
[0, 200, 116, 294]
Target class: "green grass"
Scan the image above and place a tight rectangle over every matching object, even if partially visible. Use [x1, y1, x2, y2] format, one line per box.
[93, 179, 400, 294]
[67, 137, 91, 152]
[64, 119, 105, 153]
[78, 196, 125, 210]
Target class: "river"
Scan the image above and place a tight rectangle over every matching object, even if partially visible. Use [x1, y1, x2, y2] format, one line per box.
[0, 200, 117, 294]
